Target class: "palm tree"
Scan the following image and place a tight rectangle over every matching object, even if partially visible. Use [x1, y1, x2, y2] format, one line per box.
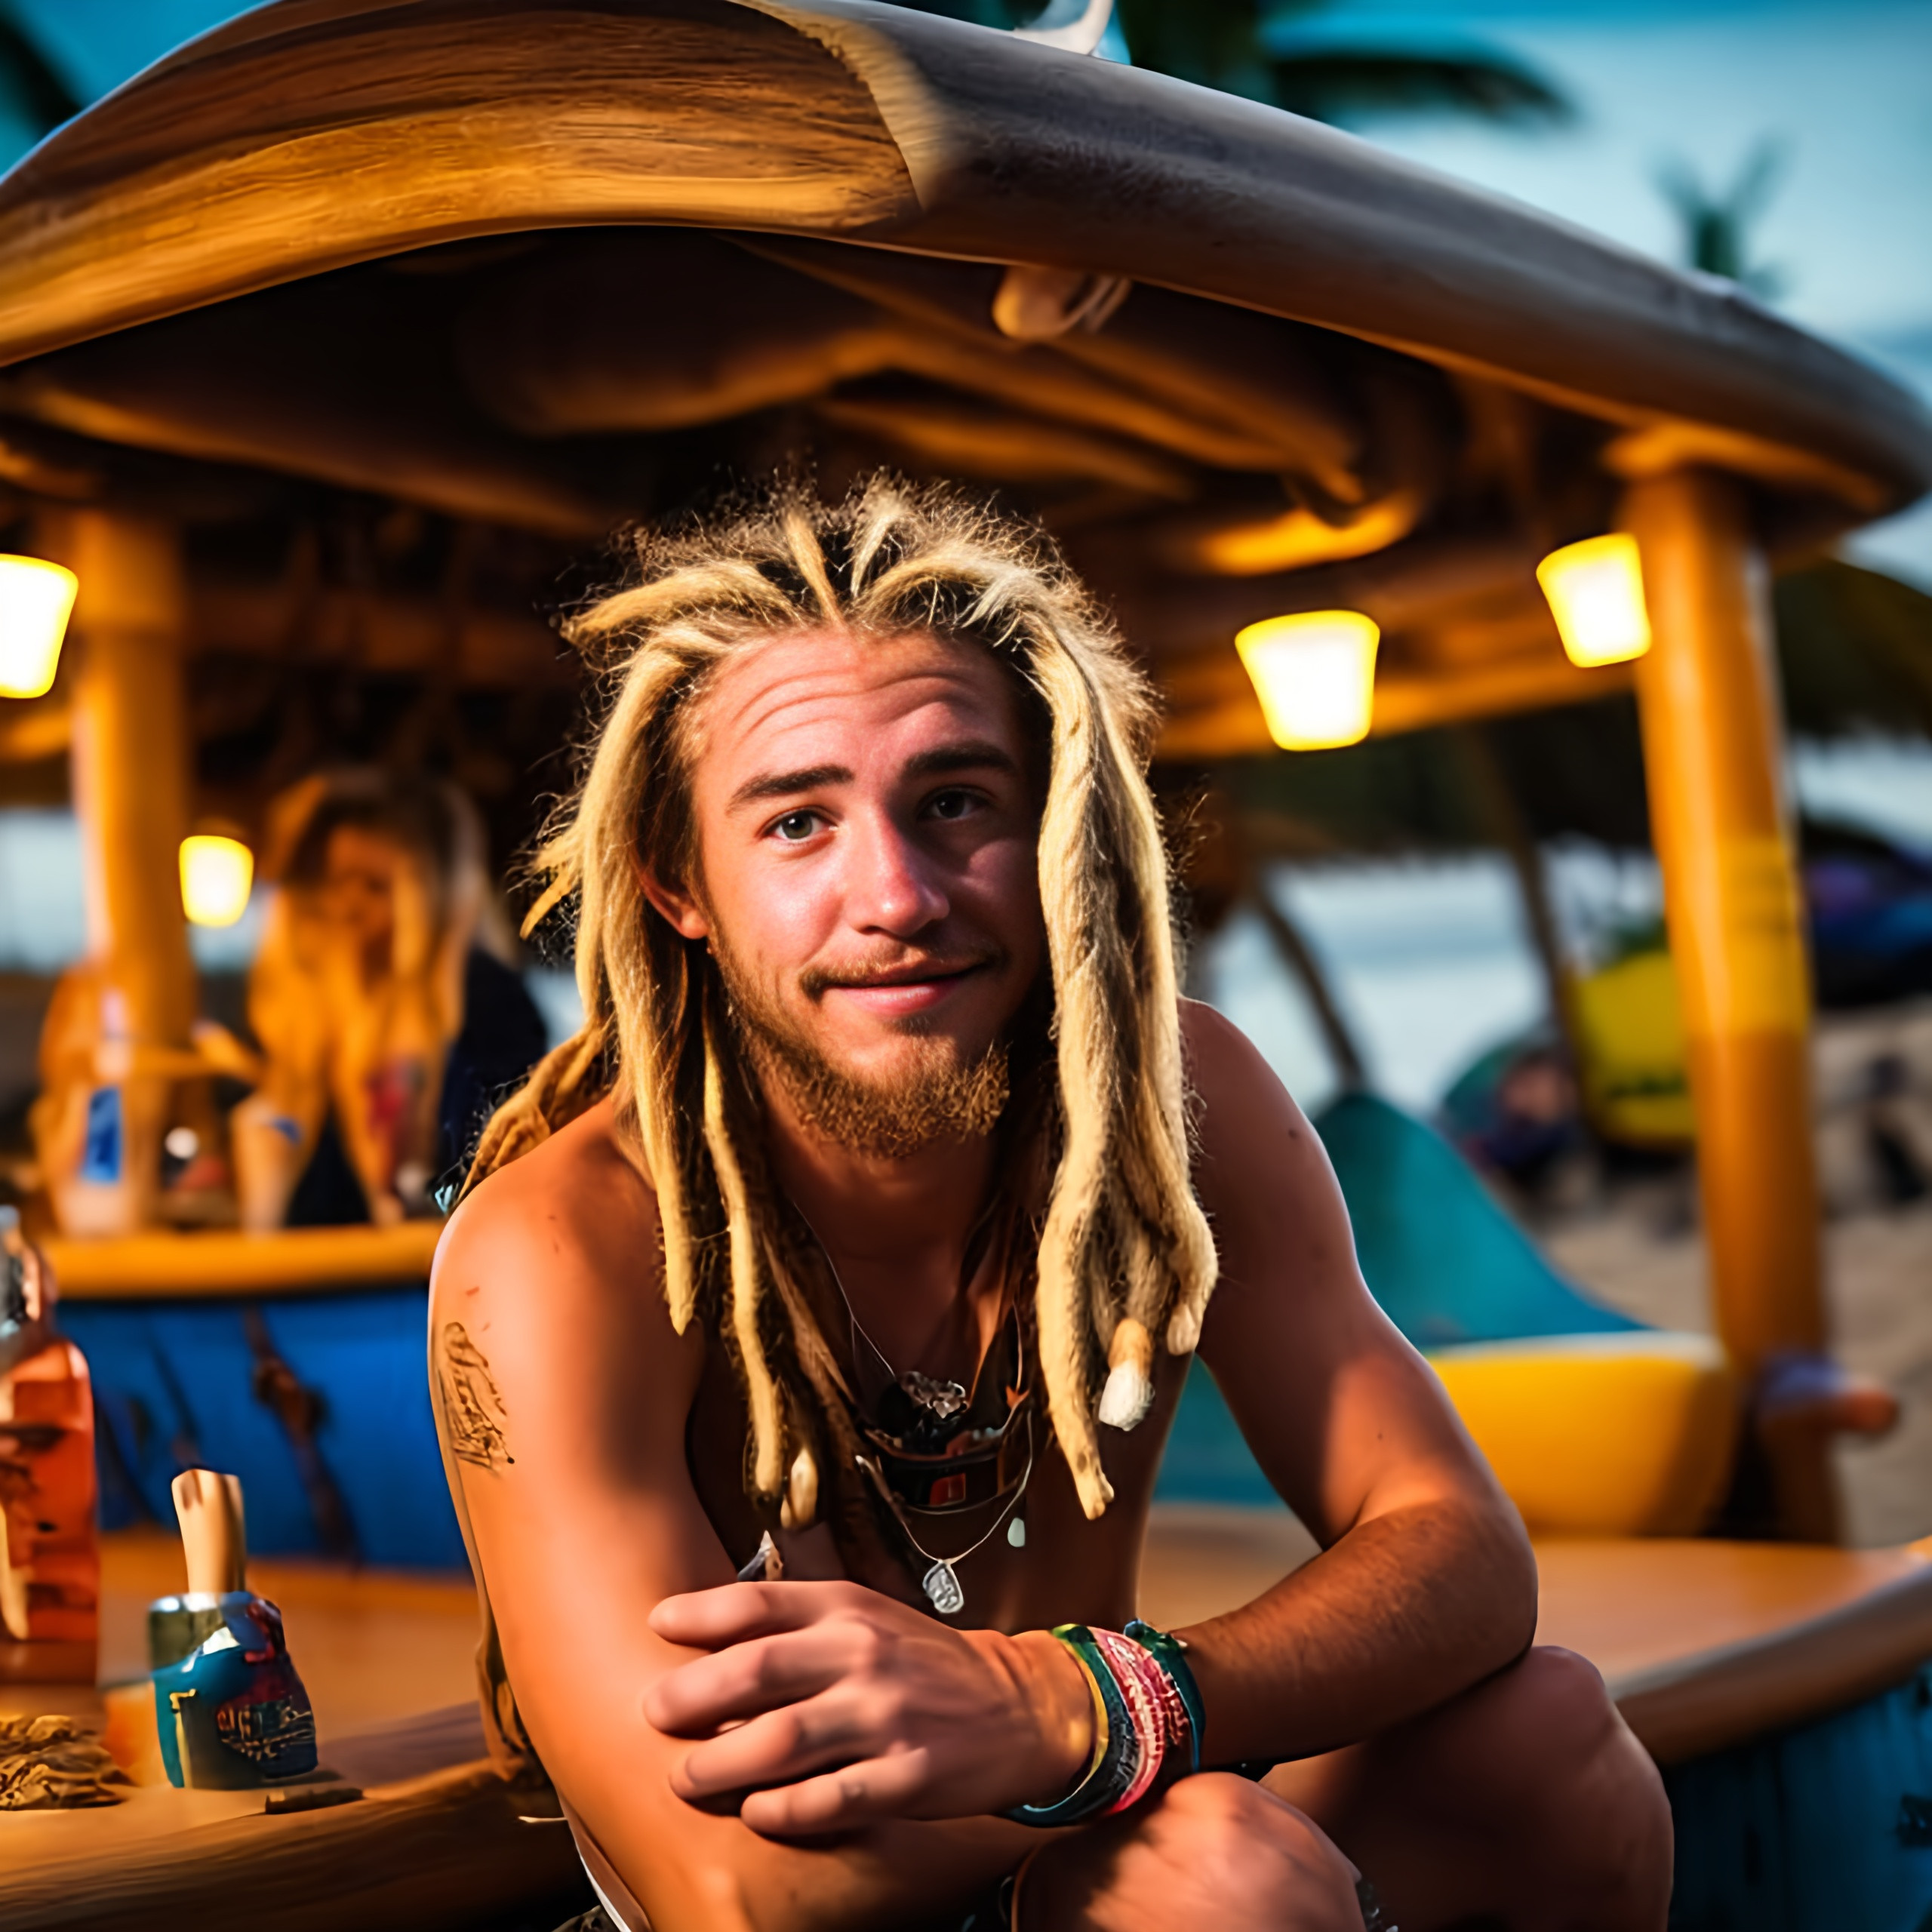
[967, 0, 1570, 127]
[1117, 0, 1567, 125]
[0, 5, 79, 137]
[1657, 140, 1786, 298]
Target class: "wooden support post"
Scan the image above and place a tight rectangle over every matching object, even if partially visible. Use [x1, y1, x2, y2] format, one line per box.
[69, 511, 196, 1038]
[54, 511, 196, 1232]
[1622, 469, 1835, 1538]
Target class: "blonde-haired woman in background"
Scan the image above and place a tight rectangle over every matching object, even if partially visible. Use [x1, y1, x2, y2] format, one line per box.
[233, 771, 546, 1230]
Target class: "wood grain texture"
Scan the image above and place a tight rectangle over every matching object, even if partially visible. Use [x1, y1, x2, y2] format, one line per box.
[1137, 1510, 1932, 1766]
[832, 1, 1932, 514]
[1537, 1537, 1932, 1763]
[0, 0, 1917, 528]
[0, 1759, 581, 1932]
[0, 0, 918, 368]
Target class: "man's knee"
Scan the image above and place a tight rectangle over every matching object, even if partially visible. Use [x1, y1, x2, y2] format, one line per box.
[1027, 1774, 1362, 1929]
[1469, 1648, 1672, 1909]
[1500, 1645, 1623, 1756]
[1145, 1775, 1361, 1924]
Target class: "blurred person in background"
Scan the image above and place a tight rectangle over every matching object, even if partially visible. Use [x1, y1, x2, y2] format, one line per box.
[232, 771, 546, 1229]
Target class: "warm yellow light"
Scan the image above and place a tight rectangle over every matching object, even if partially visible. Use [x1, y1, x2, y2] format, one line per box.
[1235, 610, 1380, 751]
[1537, 534, 1651, 669]
[180, 835, 255, 928]
[0, 554, 78, 698]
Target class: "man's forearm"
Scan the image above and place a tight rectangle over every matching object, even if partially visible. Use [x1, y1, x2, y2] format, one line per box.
[1177, 1497, 1537, 1766]
[601, 1808, 1035, 1932]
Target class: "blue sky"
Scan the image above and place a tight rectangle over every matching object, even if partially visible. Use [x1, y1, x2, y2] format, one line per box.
[5, 0, 1930, 577]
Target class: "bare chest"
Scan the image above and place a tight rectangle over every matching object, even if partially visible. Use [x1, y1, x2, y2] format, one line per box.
[687, 1334, 1189, 1635]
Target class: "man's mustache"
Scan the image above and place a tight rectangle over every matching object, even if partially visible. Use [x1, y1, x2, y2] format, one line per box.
[799, 946, 1008, 998]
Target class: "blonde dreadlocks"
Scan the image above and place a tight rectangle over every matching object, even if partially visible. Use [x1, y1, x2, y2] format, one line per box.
[467, 478, 1216, 1521]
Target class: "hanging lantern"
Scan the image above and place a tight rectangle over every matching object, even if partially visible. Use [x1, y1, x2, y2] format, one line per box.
[1235, 610, 1380, 751]
[180, 835, 255, 928]
[0, 554, 78, 699]
[1537, 533, 1652, 669]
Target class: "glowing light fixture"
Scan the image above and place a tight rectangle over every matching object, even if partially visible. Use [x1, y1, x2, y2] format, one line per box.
[0, 554, 78, 698]
[180, 835, 255, 928]
[1537, 533, 1651, 669]
[1235, 610, 1380, 751]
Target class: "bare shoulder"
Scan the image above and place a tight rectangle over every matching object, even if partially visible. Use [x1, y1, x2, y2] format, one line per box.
[429, 1097, 700, 1434]
[1180, 998, 1328, 1189]
[1178, 999, 1364, 1349]
[435, 1096, 656, 1294]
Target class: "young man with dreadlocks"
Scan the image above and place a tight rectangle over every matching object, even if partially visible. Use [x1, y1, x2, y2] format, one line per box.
[431, 479, 1670, 1932]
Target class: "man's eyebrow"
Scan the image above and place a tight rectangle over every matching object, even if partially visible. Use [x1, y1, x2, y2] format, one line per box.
[727, 763, 853, 812]
[903, 741, 1020, 780]
[726, 743, 1018, 813]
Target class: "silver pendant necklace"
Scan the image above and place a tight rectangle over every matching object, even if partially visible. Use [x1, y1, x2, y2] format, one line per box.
[856, 1415, 1034, 1616]
[810, 1204, 994, 1424]
[797, 1208, 1032, 1615]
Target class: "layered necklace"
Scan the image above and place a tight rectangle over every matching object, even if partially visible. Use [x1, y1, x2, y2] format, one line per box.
[797, 1209, 1034, 1616]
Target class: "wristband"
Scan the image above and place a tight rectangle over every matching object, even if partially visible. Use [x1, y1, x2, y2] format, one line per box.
[1004, 1624, 1137, 1827]
[1123, 1619, 1204, 1774]
[1004, 1620, 1202, 1828]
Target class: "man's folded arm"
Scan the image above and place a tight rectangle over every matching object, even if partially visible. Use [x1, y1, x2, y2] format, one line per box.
[1177, 1003, 1540, 1768]
[431, 1148, 1036, 1932]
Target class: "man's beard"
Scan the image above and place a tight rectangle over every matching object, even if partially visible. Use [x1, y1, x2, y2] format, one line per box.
[709, 937, 1012, 1160]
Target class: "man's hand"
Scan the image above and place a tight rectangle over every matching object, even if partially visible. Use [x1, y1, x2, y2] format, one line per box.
[1, 1218, 55, 1324]
[645, 1580, 1094, 1837]
[20, 1239, 57, 1322]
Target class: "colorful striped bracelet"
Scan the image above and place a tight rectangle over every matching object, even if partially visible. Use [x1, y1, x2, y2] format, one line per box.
[1004, 1620, 1204, 1828]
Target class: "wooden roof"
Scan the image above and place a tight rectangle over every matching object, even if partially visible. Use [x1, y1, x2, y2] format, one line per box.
[0, 0, 1926, 755]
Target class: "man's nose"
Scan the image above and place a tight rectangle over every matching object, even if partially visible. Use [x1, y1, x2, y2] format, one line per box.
[846, 812, 949, 937]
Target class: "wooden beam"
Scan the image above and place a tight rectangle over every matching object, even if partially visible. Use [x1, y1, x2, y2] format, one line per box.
[8, 315, 611, 540]
[1116, 533, 1546, 660]
[66, 512, 195, 1039]
[1158, 642, 1632, 761]
[0, 2, 1911, 546]
[187, 580, 577, 689]
[45, 1222, 443, 1299]
[0, 2, 919, 370]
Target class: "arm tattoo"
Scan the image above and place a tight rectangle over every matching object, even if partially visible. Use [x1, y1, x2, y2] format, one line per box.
[440, 1321, 514, 1472]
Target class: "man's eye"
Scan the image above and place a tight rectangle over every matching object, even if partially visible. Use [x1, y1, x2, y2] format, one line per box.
[927, 789, 977, 821]
[772, 811, 820, 843]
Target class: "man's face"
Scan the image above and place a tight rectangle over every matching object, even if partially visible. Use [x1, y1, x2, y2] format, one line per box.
[650, 628, 1046, 1145]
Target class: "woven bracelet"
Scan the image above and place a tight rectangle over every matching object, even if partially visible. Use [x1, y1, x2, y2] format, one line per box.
[1004, 1624, 1137, 1828]
[1123, 1619, 1204, 1775]
[1004, 1620, 1204, 1829]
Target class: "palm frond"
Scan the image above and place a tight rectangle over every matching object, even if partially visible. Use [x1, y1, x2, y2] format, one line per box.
[1269, 49, 1571, 125]
[1114, 0, 1260, 87]
[1654, 139, 1788, 295]
[1115, 0, 1569, 126]
[0, 12, 80, 134]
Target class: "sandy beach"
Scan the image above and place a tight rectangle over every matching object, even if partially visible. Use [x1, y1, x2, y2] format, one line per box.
[1546, 1198, 1932, 1549]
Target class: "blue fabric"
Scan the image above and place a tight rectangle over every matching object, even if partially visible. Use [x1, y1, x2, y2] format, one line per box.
[60, 1288, 466, 1570]
[1153, 1358, 1281, 1507]
[1312, 1091, 1641, 1350]
[1666, 1666, 1932, 1931]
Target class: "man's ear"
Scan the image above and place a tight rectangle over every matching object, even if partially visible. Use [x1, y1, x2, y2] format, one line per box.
[637, 863, 711, 941]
